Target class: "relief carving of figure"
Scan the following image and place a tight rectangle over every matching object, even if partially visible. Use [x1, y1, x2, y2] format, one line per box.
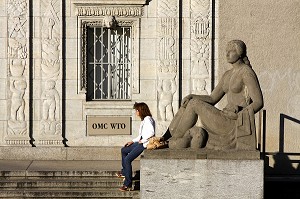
[161, 40, 264, 150]
[10, 79, 27, 121]
[158, 78, 177, 121]
[42, 80, 59, 121]
[192, 79, 208, 95]
[10, 59, 25, 77]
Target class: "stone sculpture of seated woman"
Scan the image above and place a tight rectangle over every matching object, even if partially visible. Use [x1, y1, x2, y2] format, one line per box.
[162, 40, 264, 150]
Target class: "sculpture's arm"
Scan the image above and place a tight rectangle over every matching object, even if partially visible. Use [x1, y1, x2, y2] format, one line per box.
[171, 79, 177, 93]
[243, 71, 264, 113]
[10, 80, 17, 93]
[157, 79, 163, 93]
[191, 84, 225, 105]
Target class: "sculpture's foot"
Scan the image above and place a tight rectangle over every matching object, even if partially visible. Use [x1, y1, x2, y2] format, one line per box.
[168, 126, 208, 149]
[168, 137, 191, 149]
[189, 127, 208, 149]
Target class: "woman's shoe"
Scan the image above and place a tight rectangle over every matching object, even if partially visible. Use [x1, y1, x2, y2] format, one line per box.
[119, 185, 132, 192]
[115, 171, 125, 178]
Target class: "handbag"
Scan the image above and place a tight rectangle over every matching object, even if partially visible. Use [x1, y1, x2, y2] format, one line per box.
[147, 137, 168, 150]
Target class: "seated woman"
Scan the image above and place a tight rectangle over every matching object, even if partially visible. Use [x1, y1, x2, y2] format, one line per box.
[117, 102, 155, 191]
[162, 40, 264, 150]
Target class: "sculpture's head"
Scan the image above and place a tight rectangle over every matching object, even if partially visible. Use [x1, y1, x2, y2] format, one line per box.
[226, 40, 251, 67]
[103, 16, 117, 29]
[46, 80, 56, 90]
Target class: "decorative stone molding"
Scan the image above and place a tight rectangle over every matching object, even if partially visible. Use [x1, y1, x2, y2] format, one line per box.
[73, 0, 144, 100]
[78, 17, 140, 94]
[6, 0, 30, 145]
[76, 6, 143, 17]
[74, 1, 143, 96]
[72, 0, 147, 5]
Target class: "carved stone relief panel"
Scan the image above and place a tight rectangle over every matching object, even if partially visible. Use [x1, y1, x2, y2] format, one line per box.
[157, 0, 179, 124]
[37, 0, 62, 145]
[190, 0, 212, 95]
[6, 0, 30, 145]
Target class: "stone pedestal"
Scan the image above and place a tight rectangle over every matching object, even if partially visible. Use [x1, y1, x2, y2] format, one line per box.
[140, 149, 263, 199]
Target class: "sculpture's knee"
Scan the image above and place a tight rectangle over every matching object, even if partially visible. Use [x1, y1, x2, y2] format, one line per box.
[188, 98, 205, 109]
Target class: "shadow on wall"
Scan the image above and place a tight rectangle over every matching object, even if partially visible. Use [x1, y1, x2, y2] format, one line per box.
[264, 113, 300, 175]
[265, 152, 300, 175]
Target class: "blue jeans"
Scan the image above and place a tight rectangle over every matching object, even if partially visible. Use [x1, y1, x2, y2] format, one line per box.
[121, 142, 145, 187]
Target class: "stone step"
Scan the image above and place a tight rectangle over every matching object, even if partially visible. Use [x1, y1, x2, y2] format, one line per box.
[0, 160, 140, 198]
[1, 170, 120, 179]
[0, 178, 125, 189]
[1, 170, 140, 180]
[0, 169, 140, 180]
[0, 189, 140, 198]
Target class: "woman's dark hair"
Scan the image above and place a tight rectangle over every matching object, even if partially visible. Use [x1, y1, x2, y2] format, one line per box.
[133, 102, 152, 120]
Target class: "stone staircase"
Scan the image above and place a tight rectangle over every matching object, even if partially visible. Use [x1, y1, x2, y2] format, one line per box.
[0, 165, 140, 199]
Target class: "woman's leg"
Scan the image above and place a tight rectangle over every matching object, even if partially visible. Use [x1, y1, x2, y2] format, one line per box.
[123, 143, 145, 187]
[121, 142, 138, 175]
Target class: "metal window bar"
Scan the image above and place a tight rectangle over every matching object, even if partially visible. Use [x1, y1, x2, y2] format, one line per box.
[87, 26, 131, 100]
[93, 27, 96, 100]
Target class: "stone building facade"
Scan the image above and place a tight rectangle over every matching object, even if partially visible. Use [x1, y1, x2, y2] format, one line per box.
[0, 0, 300, 174]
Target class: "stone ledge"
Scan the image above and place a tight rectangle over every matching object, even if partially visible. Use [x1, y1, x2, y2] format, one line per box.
[0, 146, 125, 161]
[142, 148, 261, 160]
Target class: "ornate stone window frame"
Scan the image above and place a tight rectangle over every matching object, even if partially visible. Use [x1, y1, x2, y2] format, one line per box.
[75, 3, 144, 96]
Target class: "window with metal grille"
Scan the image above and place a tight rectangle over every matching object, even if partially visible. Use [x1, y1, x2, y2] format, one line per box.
[86, 26, 131, 100]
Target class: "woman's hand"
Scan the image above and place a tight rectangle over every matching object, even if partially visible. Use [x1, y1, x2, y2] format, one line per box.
[181, 94, 193, 108]
[125, 141, 134, 147]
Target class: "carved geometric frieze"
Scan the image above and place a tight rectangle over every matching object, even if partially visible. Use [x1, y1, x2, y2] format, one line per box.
[6, 0, 30, 145]
[190, 0, 212, 95]
[157, 0, 179, 122]
[76, 6, 144, 17]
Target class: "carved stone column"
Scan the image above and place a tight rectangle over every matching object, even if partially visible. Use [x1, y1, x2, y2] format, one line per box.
[5, 0, 30, 145]
[35, 0, 63, 146]
[156, 0, 179, 134]
[190, 0, 212, 95]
